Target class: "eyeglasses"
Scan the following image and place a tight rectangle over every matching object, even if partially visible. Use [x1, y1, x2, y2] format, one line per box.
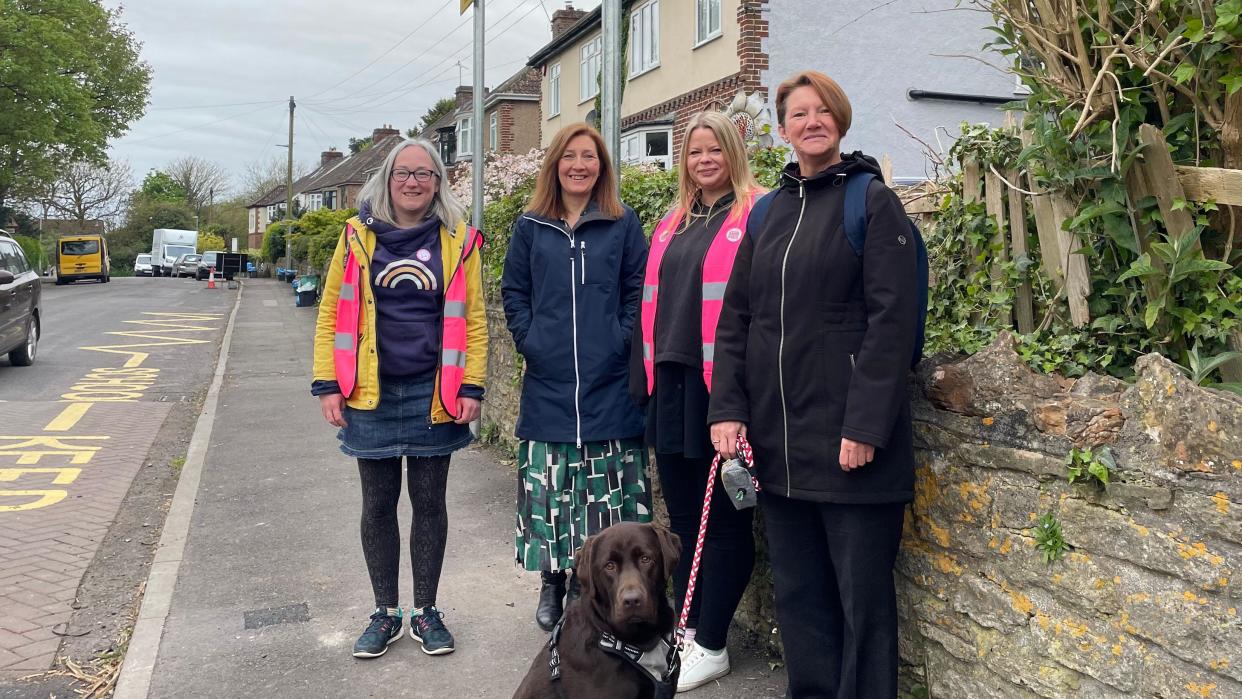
[391, 169, 440, 183]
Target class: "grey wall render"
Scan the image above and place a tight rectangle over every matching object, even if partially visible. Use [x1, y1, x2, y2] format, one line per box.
[763, 0, 1019, 179]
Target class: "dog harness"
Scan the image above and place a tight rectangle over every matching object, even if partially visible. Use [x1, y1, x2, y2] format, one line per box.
[547, 617, 681, 698]
[640, 194, 756, 396]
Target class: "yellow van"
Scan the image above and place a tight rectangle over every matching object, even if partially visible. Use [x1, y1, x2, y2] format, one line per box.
[55, 234, 110, 285]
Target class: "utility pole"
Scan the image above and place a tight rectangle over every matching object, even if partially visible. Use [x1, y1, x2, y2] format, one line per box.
[285, 95, 295, 270]
[471, 0, 484, 228]
[601, 0, 621, 161]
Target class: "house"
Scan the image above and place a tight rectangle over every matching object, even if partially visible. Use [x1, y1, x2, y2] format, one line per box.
[762, 0, 1020, 180]
[527, 1, 769, 170]
[526, 1, 1015, 178]
[419, 67, 543, 168]
[246, 126, 405, 249]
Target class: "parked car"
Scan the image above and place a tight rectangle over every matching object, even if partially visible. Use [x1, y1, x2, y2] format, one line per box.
[195, 251, 223, 280]
[172, 253, 202, 278]
[134, 253, 153, 277]
[0, 232, 42, 366]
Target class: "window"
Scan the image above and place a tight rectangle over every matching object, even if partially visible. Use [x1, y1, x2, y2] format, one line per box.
[630, 1, 660, 76]
[324, 190, 337, 210]
[61, 240, 99, 256]
[439, 132, 456, 165]
[548, 63, 562, 116]
[619, 128, 673, 170]
[580, 36, 601, 101]
[695, 0, 721, 46]
[457, 117, 473, 158]
[0, 241, 28, 274]
[307, 193, 323, 211]
[489, 113, 498, 152]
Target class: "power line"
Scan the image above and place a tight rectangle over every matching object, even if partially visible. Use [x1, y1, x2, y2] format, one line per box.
[124, 102, 274, 145]
[148, 98, 286, 111]
[305, 0, 458, 100]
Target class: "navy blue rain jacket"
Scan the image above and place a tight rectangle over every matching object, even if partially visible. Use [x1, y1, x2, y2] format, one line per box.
[501, 203, 648, 444]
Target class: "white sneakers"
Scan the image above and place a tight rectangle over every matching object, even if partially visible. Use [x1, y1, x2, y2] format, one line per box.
[677, 640, 731, 692]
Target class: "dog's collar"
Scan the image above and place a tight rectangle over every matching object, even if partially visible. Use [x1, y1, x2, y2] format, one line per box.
[547, 619, 680, 697]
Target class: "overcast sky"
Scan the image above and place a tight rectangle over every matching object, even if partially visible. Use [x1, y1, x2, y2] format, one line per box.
[106, 0, 598, 200]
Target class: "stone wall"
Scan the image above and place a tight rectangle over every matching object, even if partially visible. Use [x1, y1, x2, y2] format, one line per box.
[481, 312, 1241, 697]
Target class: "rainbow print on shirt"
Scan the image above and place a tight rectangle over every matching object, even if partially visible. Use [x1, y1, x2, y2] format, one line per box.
[375, 259, 437, 290]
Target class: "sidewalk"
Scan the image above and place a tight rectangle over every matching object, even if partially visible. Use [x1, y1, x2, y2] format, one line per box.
[120, 279, 785, 698]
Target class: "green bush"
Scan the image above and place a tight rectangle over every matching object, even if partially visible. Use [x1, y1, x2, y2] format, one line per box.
[300, 207, 357, 272]
[12, 235, 48, 273]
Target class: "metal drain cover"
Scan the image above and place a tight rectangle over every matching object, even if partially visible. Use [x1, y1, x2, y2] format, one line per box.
[244, 602, 311, 629]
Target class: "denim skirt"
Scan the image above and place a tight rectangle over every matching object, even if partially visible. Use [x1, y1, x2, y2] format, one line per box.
[338, 375, 473, 459]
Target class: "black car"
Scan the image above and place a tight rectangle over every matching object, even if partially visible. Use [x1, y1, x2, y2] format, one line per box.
[0, 233, 41, 366]
[195, 251, 223, 280]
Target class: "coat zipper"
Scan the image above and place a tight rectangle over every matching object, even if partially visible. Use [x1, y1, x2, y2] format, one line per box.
[523, 216, 584, 447]
[579, 241, 586, 285]
[777, 182, 808, 497]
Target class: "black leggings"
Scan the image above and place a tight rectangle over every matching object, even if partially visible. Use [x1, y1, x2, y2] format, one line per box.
[657, 452, 755, 651]
[358, 455, 451, 609]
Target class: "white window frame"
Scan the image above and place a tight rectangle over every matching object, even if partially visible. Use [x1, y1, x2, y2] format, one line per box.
[580, 35, 601, 102]
[619, 127, 673, 170]
[457, 116, 473, 158]
[308, 193, 323, 211]
[549, 63, 562, 117]
[489, 113, 498, 151]
[695, 0, 722, 48]
[629, 1, 660, 78]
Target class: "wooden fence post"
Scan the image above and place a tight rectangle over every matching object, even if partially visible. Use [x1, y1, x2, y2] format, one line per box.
[984, 168, 1012, 326]
[1137, 124, 1198, 248]
[1050, 194, 1091, 327]
[1006, 169, 1035, 334]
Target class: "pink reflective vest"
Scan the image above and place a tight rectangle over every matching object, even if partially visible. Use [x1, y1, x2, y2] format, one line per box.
[639, 194, 755, 396]
[333, 223, 483, 419]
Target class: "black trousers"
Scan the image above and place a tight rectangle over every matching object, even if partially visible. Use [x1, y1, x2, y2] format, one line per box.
[357, 455, 451, 609]
[761, 492, 906, 699]
[657, 452, 755, 651]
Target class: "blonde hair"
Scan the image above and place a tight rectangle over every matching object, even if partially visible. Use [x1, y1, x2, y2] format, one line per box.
[676, 110, 764, 220]
[357, 138, 466, 230]
[775, 70, 853, 137]
[527, 123, 623, 220]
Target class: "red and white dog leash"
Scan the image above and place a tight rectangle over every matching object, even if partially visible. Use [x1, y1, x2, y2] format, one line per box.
[676, 434, 759, 644]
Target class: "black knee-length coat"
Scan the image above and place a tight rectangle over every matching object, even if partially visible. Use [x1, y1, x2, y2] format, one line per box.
[706, 153, 920, 503]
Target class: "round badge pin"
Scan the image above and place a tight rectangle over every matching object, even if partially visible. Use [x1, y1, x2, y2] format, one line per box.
[897, 234, 908, 246]
[725, 227, 743, 243]
[416, 249, 432, 262]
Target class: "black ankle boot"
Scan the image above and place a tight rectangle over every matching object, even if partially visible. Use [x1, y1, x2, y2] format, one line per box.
[536, 571, 566, 631]
[565, 569, 581, 605]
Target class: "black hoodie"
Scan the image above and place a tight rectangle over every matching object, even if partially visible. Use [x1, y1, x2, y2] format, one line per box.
[706, 152, 919, 503]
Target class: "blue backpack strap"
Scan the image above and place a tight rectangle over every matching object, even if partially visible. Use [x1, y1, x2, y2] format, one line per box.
[746, 190, 780, 239]
[843, 172, 876, 256]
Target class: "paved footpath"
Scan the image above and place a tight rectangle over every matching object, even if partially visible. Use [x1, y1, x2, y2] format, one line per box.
[117, 279, 785, 697]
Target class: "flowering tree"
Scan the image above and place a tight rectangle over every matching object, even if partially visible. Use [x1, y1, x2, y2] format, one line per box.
[449, 149, 545, 212]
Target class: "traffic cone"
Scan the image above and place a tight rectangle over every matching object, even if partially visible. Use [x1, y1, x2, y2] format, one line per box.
[207, 266, 216, 289]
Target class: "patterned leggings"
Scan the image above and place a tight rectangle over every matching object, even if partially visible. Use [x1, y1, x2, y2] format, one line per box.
[357, 455, 451, 609]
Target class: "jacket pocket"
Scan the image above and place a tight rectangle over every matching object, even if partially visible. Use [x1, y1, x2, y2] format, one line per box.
[816, 329, 864, 438]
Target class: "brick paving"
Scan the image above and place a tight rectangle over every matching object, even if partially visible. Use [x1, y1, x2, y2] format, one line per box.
[0, 400, 169, 674]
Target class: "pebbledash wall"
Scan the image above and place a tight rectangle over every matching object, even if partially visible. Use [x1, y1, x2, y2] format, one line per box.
[481, 312, 1241, 696]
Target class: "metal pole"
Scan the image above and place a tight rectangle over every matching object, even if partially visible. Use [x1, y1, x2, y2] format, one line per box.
[285, 95, 295, 271]
[471, 0, 484, 228]
[601, 0, 621, 161]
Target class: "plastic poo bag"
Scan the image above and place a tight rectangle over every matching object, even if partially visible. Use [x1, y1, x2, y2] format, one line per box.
[720, 458, 758, 510]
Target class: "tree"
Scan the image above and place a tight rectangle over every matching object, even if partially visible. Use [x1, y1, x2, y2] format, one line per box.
[165, 156, 229, 211]
[415, 97, 457, 134]
[197, 231, 225, 254]
[0, 0, 151, 211]
[138, 170, 188, 204]
[348, 136, 373, 154]
[40, 160, 133, 227]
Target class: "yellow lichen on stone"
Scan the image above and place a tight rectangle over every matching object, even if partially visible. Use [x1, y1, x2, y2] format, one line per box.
[928, 520, 951, 548]
[999, 538, 1013, 554]
[1186, 682, 1216, 697]
[1166, 383, 1176, 396]
[1130, 521, 1150, 537]
[982, 417, 994, 426]
[1125, 592, 1150, 604]
[933, 552, 963, 575]
[957, 480, 991, 512]
[1177, 541, 1226, 566]
[1005, 585, 1034, 616]
[1207, 420, 1217, 432]
[1211, 492, 1229, 514]
[1233, 460, 1241, 471]
[1208, 659, 1230, 671]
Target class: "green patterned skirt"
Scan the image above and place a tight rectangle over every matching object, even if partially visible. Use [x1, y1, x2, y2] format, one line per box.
[515, 438, 652, 572]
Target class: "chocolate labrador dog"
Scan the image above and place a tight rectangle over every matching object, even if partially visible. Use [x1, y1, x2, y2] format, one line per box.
[513, 522, 681, 699]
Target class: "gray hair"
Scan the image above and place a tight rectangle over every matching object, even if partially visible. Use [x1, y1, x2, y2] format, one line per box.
[357, 138, 466, 231]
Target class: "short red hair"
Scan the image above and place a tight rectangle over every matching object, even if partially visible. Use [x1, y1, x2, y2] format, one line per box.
[775, 70, 853, 137]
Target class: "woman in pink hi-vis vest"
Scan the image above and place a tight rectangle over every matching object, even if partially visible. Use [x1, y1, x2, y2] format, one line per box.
[630, 110, 766, 692]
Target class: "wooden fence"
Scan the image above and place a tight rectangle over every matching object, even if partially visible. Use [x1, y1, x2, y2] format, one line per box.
[888, 122, 1242, 347]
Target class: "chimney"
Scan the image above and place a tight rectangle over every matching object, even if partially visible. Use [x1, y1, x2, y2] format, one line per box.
[454, 86, 473, 109]
[371, 124, 400, 143]
[320, 148, 344, 167]
[551, 3, 587, 40]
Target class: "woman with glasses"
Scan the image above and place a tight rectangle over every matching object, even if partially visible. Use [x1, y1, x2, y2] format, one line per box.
[312, 138, 487, 659]
[501, 122, 650, 632]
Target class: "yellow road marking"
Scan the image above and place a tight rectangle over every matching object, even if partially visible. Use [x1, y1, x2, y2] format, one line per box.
[124, 352, 149, 368]
[0, 467, 82, 485]
[0, 489, 68, 512]
[44, 403, 92, 431]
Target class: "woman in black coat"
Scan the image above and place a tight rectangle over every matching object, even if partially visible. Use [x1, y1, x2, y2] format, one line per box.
[707, 70, 920, 698]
